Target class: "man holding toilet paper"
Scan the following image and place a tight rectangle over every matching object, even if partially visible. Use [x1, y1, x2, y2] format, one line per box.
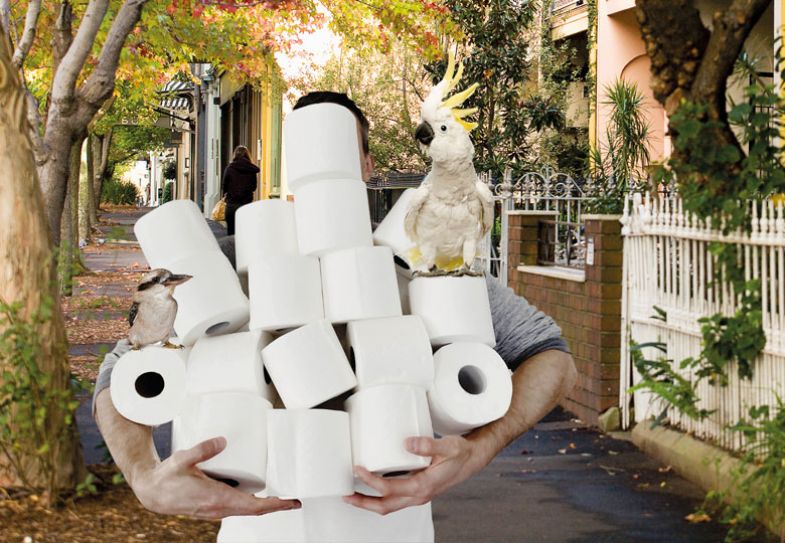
[92, 92, 576, 525]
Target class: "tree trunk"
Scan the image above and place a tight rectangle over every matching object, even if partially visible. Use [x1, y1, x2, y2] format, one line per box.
[0, 30, 84, 497]
[78, 138, 91, 244]
[87, 134, 97, 226]
[58, 141, 81, 296]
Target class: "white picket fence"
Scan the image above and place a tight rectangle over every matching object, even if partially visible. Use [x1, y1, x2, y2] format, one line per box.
[620, 193, 785, 452]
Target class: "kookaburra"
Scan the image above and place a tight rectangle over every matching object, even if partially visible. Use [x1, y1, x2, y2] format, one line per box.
[128, 269, 192, 350]
[404, 51, 493, 275]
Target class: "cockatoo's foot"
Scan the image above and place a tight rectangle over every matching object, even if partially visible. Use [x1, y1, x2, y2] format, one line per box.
[451, 269, 484, 277]
[162, 340, 183, 349]
[130, 345, 142, 351]
[413, 268, 453, 278]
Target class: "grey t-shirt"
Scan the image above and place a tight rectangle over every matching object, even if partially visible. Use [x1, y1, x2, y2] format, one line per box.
[92, 236, 569, 413]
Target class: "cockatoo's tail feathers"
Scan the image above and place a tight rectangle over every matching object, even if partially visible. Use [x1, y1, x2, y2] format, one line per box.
[407, 246, 468, 272]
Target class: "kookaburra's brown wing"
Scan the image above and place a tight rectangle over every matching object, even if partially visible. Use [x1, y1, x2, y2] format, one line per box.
[128, 301, 140, 327]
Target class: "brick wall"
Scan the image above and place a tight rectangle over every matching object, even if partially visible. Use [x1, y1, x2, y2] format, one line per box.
[507, 211, 623, 426]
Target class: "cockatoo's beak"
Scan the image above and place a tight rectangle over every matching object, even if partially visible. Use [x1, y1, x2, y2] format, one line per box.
[415, 122, 434, 146]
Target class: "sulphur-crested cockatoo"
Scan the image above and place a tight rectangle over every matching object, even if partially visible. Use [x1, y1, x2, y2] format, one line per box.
[404, 51, 493, 274]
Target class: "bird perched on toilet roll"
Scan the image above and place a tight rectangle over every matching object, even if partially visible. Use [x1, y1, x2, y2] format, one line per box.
[404, 51, 493, 275]
[128, 269, 192, 350]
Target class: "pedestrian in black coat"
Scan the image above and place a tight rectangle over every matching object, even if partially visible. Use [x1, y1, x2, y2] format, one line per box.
[221, 145, 260, 235]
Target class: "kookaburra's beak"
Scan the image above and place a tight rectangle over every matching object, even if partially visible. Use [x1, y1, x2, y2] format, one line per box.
[163, 274, 192, 286]
[415, 122, 434, 146]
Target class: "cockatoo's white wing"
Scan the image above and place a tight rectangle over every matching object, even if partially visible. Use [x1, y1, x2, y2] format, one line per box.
[476, 180, 494, 236]
[404, 185, 431, 242]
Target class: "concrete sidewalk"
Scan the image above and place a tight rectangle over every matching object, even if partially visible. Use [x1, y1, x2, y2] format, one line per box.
[73, 206, 746, 542]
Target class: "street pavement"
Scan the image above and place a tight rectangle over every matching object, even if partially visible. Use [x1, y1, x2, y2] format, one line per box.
[73, 206, 746, 542]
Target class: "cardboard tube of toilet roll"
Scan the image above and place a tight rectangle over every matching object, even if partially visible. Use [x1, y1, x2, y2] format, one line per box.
[248, 255, 324, 332]
[168, 249, 250, 346]
[186, 330, 276, 402]
[284, 103, 363, 192]
[320, 246, 402, 324]
[110, 346, 188, 426]
[293, 179, 373, 257]
[408, 275, 495, 347]
[266, 409, 354, 499]
[261, 320, 357, 409]
[134, 199, 221, 269]
[427, 343, 513, 435]
[345, 384, 433, 474]
[173, 392, 272, 494]
[235, 200, 299, 274]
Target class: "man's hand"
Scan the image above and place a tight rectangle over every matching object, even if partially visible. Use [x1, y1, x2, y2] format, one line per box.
[132, 436, 301, 519]
[343, 435, 489, 515]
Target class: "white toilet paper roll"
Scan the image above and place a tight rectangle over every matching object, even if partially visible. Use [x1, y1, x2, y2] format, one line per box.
[372, 188, 418, 268]
[305, 498, 434, 543]
[345, 384, 432, 474]
[218, 508, 307, 543]
[134, 199, 221, 269]
[173, 392, 272, 493]
[321, 246, 402, 324]
[262, 320, 357, 409]
[248, 255, 324, 332]
[347, 316, 433, 388]
[409, 275, 495, 347]
[186, 330, 276, 402]
[293, 178, 373, 257]
[168, 249, 250, 346]
[284, 103, 363, 192]
[110, 346, 187, 426]
[428, 343, 513, 436]
[266, 409, 354, 499]
[235, 200, 299, 274]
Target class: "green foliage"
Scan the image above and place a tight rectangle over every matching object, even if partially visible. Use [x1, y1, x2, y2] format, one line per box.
[162, 161, 177, 181]
[587, 79, 652, 214]
[75, 472, 99, 498]
[628, 340, 713, 425]
[108, 124, 171, 167]
[101, 179, 140, 206]
[162, 181, 174, 204]
[432, 0, 538, 176]
[0, 297, 82, 502]
[702, 398, 785, 542]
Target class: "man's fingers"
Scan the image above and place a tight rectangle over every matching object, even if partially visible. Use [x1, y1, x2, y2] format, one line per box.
[176, 436, 227, 468]
[405, 436, 450, 458]
[250, 497, 303, 516]
[192, 480, 301, 519]
[354, 466, 430, 499]
[343, 493, 419, 516]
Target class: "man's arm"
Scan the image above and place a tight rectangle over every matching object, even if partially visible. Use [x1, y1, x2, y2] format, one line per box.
[344, 348, 576, 514]
[93, 343, 301, 519]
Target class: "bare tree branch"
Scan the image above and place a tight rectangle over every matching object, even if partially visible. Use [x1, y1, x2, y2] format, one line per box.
[0, 0, 10, 36]
[77, 0, 148, 112]
[12, 0, 40, 67]
[50, 0, 110, 104]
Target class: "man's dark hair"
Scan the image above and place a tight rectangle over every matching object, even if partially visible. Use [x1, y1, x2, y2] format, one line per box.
[293, 91, 370, 154]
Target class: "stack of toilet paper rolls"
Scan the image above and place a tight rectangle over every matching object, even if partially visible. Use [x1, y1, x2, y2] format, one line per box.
[109, 103, 513, 543]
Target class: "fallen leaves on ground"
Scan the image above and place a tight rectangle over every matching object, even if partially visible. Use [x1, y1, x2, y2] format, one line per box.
[0, 467, 217, 542]
[65, 315, 128, 345]
[685, 513, 712, 523]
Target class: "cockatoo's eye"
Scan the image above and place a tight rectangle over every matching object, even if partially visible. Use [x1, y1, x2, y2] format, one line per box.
[440, 125, 447, 132]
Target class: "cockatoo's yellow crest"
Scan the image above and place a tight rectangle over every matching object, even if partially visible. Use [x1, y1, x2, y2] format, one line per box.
[434, 50, 479, 133]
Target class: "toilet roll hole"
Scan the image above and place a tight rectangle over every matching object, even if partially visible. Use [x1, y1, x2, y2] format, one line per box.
[263, 366, 272, 385]
[383, 470, 410, 478]
[394, 255, 411, 270]
[134, 372, 165, 398]
[458, 365, 486, 395]
[205, 321, 230, 336]
[348, 348, 356, 374]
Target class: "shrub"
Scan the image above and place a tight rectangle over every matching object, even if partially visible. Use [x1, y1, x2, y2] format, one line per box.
[161, 181, 174, 204]
[101, 179, 139, 205]
[162, 161, 177, 181]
